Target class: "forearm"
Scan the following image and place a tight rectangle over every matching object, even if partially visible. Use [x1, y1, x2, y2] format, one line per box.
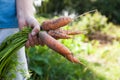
[16, 0, 40, 46]
[16, 0, 35, 18]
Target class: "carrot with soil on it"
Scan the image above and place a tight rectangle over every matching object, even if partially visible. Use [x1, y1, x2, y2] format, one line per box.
[48, 30, 72, 39]
[47, 28, 82, 39]
[39, 31, 80, 63]
[41, 17, 72, 31]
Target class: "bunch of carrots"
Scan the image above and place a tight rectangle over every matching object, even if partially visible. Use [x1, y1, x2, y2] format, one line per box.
[0, 16, 82, 76]
[40, 17, 81, 63]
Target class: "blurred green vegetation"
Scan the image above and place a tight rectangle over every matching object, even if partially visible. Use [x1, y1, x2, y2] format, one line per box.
[35, 0, 120, 24]
[27, 11, 120, 80]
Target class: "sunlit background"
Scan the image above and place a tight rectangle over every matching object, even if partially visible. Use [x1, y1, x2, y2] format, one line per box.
[27, 0, 120, 80]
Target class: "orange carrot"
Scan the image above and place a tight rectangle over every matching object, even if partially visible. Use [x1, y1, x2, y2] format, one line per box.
[48, 30, 71, 39]
[41, 17, 72, 31]
[38, 31, 80, 63]
[47, 29, 82, 39]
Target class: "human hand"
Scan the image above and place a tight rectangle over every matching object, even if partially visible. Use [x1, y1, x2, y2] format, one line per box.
[16, 0, 44, 47]
[18, 15, 43, 47]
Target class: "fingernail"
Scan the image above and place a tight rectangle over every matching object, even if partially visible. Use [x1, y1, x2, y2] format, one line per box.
[31, 32, 36, 36]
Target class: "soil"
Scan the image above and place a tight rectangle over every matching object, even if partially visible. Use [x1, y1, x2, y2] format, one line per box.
[87, 32, 116, 44]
